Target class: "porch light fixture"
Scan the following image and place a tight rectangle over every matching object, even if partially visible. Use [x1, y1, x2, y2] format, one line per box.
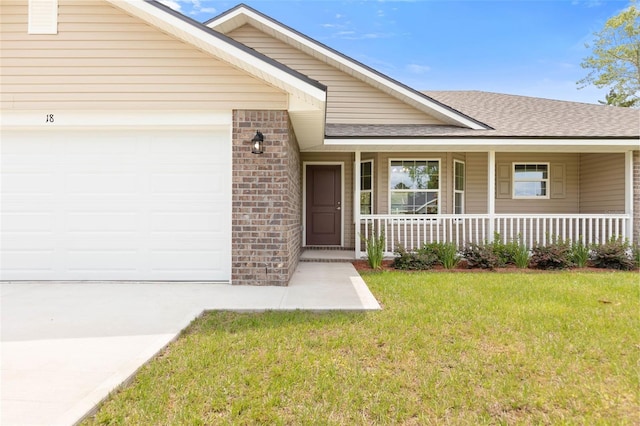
[251, 131, 264, 154]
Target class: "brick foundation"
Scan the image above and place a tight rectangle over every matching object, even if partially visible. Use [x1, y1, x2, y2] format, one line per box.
[231, 110, 301, 286]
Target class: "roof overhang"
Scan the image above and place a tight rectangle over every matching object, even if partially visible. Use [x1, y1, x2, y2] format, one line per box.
[106, 0, 327, 148]
[307, 137, 640, 153]
[207, 5, 490, 130]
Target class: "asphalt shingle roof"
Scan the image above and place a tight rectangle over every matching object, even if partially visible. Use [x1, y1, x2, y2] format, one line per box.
[325, 91, 640, 139]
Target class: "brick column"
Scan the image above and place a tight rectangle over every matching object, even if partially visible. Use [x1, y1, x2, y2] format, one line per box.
[231, 110, 301, 286]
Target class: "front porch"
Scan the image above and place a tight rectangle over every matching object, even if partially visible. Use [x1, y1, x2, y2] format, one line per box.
[300, 150, 638, 260]
[359, 213, 632, 257]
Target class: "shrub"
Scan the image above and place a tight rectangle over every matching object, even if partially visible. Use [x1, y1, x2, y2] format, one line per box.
[422, 242, 460, 269]
[491, 234, 516, 266]
[462, 243, 500, 269]
[530, 238, 573, 270]
[392, 245, 438, 270]
[571, 241, 590, 268]
[364, 231, 385, 270]
[633, 245, 640, 268]
[590, 238, 635, 271]
[512, 243, 531, 269]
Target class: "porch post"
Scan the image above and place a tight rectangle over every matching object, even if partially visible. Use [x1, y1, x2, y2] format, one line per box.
[354, 151, 361, 258]
[625, 150, 634, 243]
[488, 150, 496, 240]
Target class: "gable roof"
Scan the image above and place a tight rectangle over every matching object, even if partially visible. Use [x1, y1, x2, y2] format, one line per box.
[105, 0, 327, 146]
[206, 4, 490, 131]
[425, 91, 640, 138]
[325, 91, 640, 139]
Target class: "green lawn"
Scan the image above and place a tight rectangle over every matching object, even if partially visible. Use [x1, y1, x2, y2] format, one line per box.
[85, 272, 639, 425]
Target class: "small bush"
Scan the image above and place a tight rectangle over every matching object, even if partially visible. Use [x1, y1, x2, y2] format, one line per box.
[364, 231, 385, 270]
[392, 245, 438, 270]
[492, 234, 516, 266]
[512, 243, 531, 269]
[462, 243, 501, 269]
[530, 238, 573, 270]
[422, 242, 460, 269]
[571, 241, 590, 268]
[633, 245, 640, 268]
[590, 238, 635, 271]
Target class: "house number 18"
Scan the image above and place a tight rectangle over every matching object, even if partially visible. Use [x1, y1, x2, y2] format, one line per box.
[46, 114, 54, 123]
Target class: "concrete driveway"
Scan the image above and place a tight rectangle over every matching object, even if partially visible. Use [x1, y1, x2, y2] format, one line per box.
[1, 262, 380, 426]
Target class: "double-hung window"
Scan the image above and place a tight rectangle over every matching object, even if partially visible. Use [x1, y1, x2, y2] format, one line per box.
[513, 163, 549, 199]
[360, 160, 373, 214]
[389, 160, 439, 214]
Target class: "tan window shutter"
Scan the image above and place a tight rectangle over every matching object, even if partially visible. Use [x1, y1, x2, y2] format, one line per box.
[496, 163, 511, 199]
[550, 163, 566, 199]
[28, 0, 58, 35]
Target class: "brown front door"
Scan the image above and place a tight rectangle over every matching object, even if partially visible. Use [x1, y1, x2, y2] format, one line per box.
[306, 165, 341, 245]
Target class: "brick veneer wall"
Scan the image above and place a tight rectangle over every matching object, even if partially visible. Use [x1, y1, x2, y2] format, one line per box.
[231, 110, 301, 286]
[634, 150, 639, 244]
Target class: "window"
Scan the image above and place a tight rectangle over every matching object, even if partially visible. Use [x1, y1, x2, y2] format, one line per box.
[360, 160, 373, 214]
[389, 160, 439, 214]
[454, 160, 465, 214]
[513, 163, 549, 199]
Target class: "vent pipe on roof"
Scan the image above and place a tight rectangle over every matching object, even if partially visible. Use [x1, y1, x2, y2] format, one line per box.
[28, 0, 58, 35]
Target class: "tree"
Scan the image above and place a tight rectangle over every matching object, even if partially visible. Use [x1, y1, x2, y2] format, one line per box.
[578, 1, 640, 107]
[598, 88, 639, 107]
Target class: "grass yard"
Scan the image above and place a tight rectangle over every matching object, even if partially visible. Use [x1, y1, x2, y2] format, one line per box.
[85, 272, 639, 425]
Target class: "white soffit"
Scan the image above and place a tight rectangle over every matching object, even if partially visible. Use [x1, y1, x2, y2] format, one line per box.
[207, 6, 489, 130]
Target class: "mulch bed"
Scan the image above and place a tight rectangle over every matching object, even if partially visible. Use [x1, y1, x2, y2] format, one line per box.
[351, 259, 633, 273]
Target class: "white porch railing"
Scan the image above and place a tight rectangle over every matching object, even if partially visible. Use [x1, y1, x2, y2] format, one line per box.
[359, 214, 632, 256]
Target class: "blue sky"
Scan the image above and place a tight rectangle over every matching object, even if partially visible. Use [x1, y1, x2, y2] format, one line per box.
[163, 0, 632, 104]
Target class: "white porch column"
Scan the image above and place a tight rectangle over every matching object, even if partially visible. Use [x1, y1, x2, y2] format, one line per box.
[488, 150, 496, 240]
[354, 150, 361, 258]
[625, 150, 634, 243]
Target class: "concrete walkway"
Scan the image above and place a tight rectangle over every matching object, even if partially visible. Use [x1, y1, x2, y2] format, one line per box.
[1, 262, 380, 426]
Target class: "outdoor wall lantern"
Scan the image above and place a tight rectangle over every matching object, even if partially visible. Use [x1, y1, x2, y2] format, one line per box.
[251, 131, 264, 154]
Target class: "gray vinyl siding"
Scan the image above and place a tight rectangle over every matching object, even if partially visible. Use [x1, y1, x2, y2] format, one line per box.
[579, 153, 625, 213]
[465, 152, 488, 214]
[1, 0, 287, 111]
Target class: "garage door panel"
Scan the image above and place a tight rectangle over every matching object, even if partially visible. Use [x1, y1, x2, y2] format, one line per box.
[66, 213, 139, 232]
[2, 213, 54, 232]
[65, 250, 140, 271]
[66, 173, 139, 194]
[1, 128, 231, 281]
[2, 173, 57, 193]
[2, 251, 55, 271]
[150, 250, 225, 271]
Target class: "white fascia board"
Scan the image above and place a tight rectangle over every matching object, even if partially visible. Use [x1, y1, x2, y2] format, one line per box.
[324, 138, 638, 147]
[106, 0, 326, 109]
[211, 7, 486, 130]
[321, 138, 640, 153]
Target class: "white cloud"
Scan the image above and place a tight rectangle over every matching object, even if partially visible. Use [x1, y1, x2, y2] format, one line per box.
[406, 64, 431, 74]
[158, 0, 181, 11]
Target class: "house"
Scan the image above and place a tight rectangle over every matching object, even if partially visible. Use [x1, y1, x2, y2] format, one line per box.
[1, 1, 638, 286]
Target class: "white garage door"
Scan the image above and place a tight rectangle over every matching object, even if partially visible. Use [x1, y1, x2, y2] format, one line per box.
[1, 128, 231, 281]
